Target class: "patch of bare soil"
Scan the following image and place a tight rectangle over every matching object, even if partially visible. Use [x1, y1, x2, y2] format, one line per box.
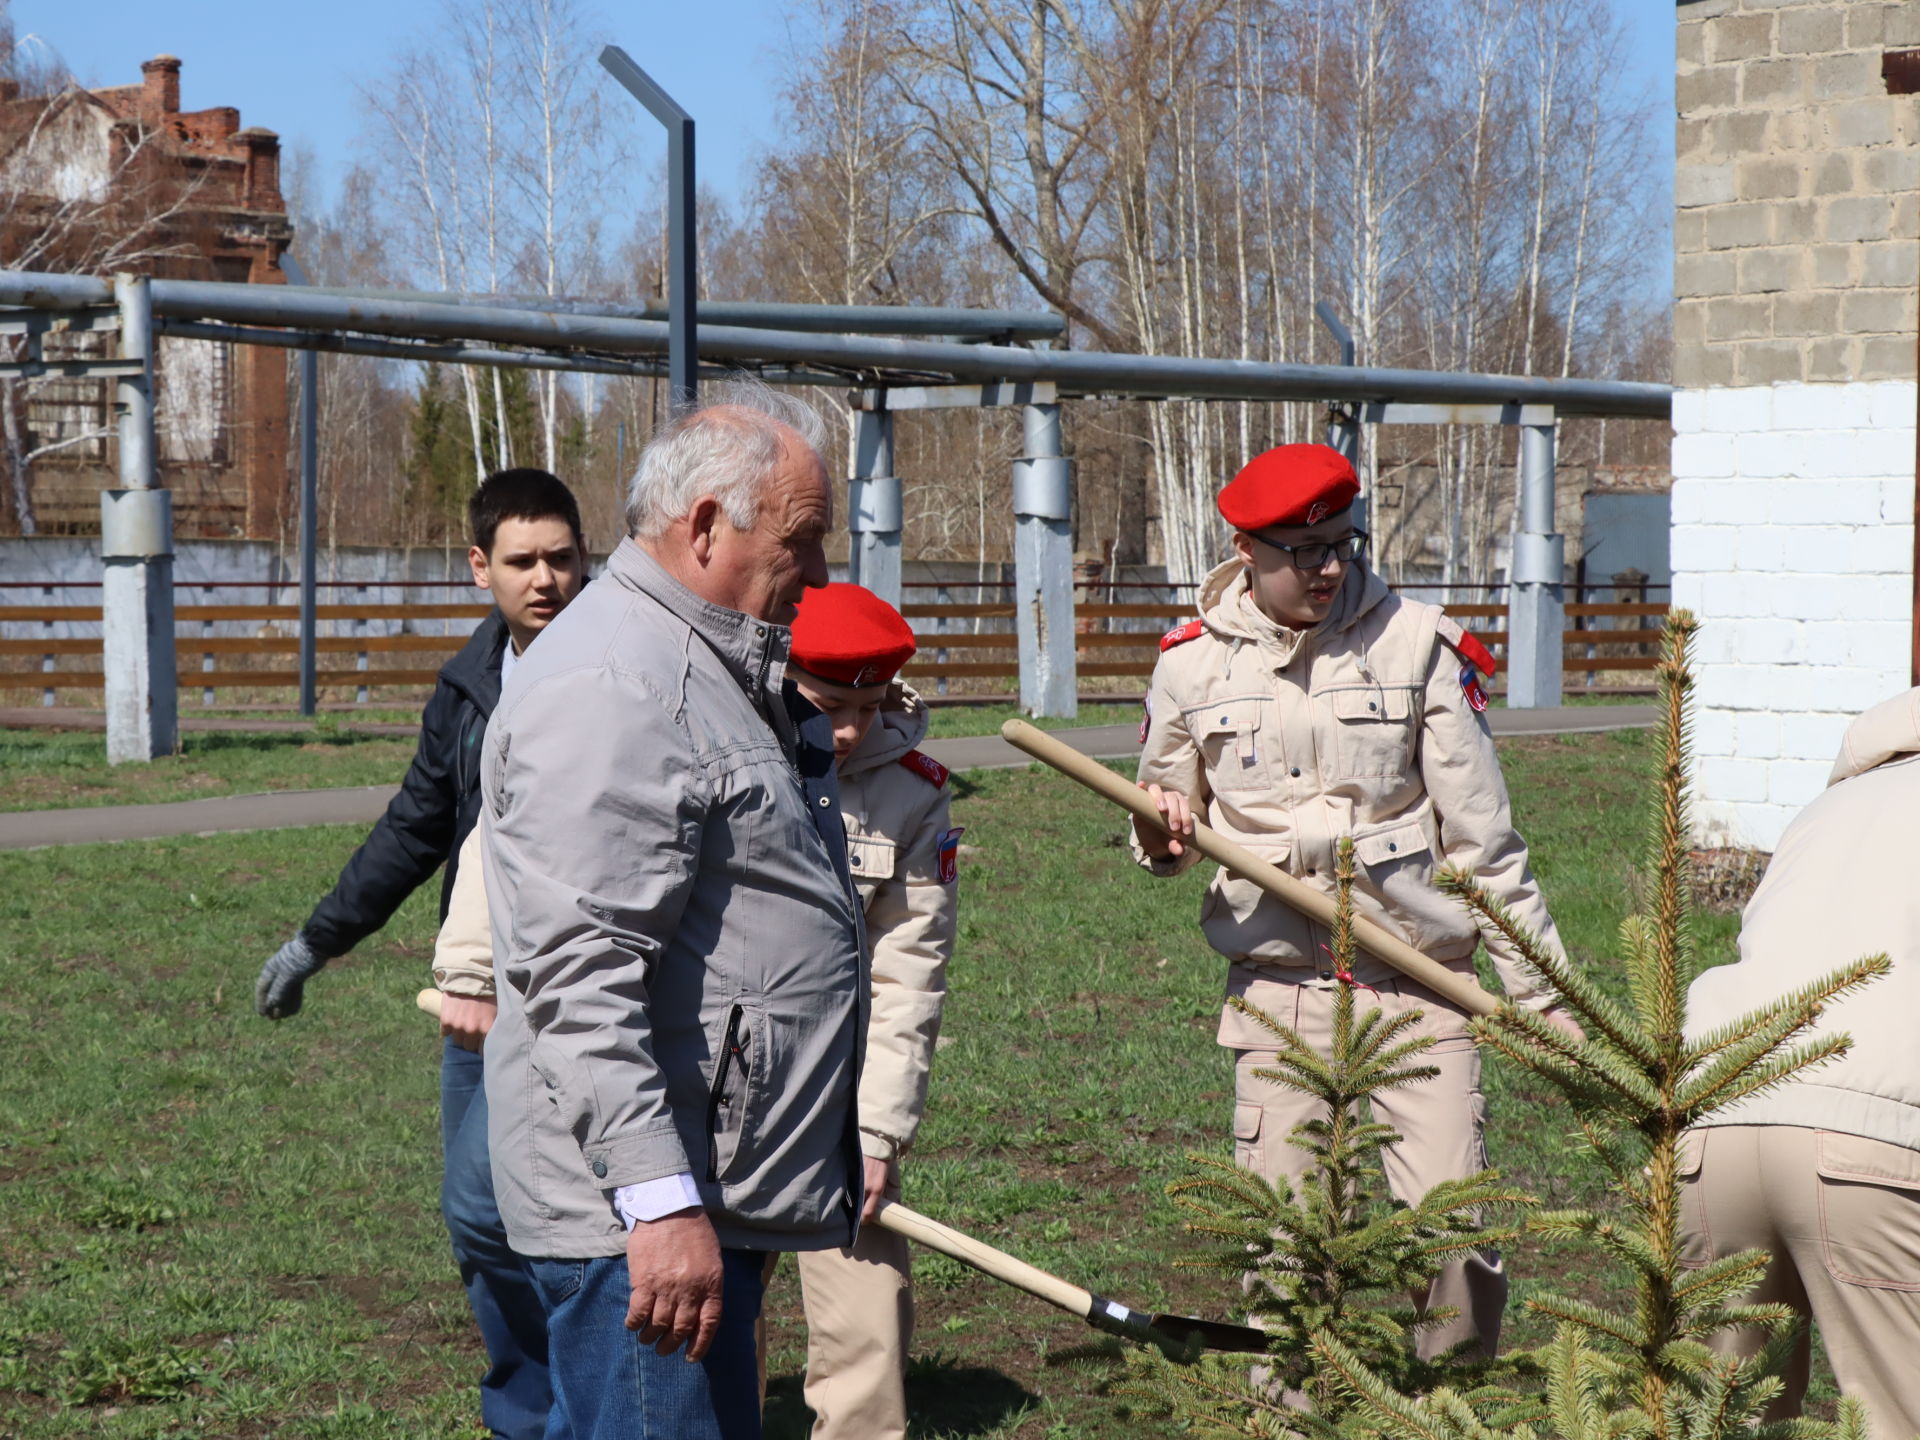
[1689, 847, 1769, 915]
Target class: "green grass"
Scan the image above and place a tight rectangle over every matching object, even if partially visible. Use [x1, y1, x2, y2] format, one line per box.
[921, 703, 1140, 740]
[0, 728, 1753, 1437]
[0, 728, 420, 814]
[0, 708, 1140, 816]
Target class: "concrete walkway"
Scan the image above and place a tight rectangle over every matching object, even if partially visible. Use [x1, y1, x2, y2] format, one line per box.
[0, 705, 1654, 851]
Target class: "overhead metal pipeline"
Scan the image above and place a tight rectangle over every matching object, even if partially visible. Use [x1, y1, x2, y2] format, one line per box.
[0, 271, 1672, 419]
[286, 285, 1070, 342]
[151, 318, 861, 388]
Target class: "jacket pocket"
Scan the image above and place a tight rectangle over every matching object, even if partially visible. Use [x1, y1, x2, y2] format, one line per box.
[845, 835, 898, 886]
[706, 1003, 756, 1184]
[1817, 1131, 1920, 1290]
[1233, 1101, 1264, 1172]
[1320, 684, 1418, 780]
[1191, 696, 1272, 790]
[1352, 817, 1432, 869]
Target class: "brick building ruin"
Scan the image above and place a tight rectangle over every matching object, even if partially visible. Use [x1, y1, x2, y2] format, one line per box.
[0, 54, 292, 539]
[1671, 0, 1920, 850]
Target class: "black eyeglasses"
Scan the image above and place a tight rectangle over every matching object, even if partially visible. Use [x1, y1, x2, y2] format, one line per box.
[1245, 529, 1370, 571]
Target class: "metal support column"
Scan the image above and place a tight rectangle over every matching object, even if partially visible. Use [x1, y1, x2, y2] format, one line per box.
[1012, 401, 1075, 718]
[1506, 419, 1564, 710]
[1314, 301, 1362, 528]
[283, 254, 319, 716]
[847, 406, 902, 611]
[599, 47, 697, 414]
[101, 274, 177, 762]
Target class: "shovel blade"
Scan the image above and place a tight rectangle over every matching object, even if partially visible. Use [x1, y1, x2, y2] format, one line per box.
[1147, 1313, 1270, 1355]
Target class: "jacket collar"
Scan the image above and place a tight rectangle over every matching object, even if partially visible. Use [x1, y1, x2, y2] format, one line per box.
[1197, 557, 1391, 666]
[839, 682, 930, 779]
[440, 608, 510, 718]
[608, 537, 790, 707]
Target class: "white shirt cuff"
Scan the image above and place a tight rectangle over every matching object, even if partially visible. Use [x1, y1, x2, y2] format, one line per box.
[612, 1173, 703, 1229]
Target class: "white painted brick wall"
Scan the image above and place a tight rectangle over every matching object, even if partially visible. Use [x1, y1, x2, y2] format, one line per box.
[1671, 380, 1916, 851]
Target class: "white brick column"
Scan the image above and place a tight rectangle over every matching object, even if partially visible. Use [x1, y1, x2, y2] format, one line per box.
[1671, 381, 1916, 850]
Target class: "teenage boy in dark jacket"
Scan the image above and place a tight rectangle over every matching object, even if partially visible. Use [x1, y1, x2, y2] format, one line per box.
[254, 468, 586, 1440]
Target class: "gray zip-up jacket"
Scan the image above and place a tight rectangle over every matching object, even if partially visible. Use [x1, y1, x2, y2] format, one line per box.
[481, 538, 867, 1258]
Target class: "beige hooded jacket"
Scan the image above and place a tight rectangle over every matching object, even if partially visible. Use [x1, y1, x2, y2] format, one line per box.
[434, 681, 956, 1164]
[1135, 558, 1561, 1049]
[837, 685, 958, 1164]
[1685, 688, 1920, 1152]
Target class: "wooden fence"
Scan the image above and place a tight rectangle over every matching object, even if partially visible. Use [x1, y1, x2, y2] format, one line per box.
[0, 593, 1669, 706]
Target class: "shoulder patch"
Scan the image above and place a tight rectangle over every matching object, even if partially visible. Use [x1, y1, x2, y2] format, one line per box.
[936, 826, 965, 884]
[1160, 619, 1206, 652]
[897, 749, 949, 789]
[1435, 615, 1497, 713]
[1435, 616, 1499, 679]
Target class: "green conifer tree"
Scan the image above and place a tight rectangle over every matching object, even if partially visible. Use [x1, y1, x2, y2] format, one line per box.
[1131, 613, 1884, 1440]
[1122, 839, 1534, 1436]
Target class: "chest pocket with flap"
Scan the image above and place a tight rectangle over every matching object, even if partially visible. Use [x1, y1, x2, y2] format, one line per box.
[1192, 696, 1271, 790]
[845, 833, 899, 890]
[1320, 684, 1418, 780]
[1352, 817, 1431, 869]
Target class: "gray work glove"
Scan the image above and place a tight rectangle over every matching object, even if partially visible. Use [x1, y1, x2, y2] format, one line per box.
[256, 933, 329, 1019]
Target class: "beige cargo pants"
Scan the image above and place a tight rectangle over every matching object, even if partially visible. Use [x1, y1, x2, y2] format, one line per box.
[758, 1179, 915, 1440]
[1679, 1123, 1920, 1440]
[1230, 969, 1506, 1359]
[794, 1227, 914, 1440]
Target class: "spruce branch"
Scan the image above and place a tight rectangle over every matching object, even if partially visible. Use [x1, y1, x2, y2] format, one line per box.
[1676, 1034, 1856, 1120]
[1471, 1025, 1663, 1116]
[1310, 1330, 1476, 1440]
[1667, 1252, 1775, 1309]
[1522, 1293, 1647, 1351]
[1438, 869, 1655, 1064]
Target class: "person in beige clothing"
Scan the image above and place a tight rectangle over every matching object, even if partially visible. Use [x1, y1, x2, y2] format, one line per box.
[434, 580, 957, 1440]
[1681, 688, 1920, 1440]
[1133, 443, 1577, 1359]
[776, 581, 958, 1440]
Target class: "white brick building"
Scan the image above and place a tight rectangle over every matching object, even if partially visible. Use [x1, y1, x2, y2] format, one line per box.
[1674, 0, 1920, 850]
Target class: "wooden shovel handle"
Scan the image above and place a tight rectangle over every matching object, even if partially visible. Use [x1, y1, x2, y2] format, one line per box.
[873, 1200, 1094, 1318]
[999, 718, 1498, 1018]
[415, 995, 1098, 1315]
[410, 991, 1188, 1343]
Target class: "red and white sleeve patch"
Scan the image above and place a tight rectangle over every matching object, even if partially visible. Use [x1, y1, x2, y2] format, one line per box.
[1159, 620, 1206, 652]
[897, 749, 950, 788]
[1455, 632, 1498, 680]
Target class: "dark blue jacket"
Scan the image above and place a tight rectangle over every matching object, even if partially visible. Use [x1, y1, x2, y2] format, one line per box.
[300, 610, 507, 958]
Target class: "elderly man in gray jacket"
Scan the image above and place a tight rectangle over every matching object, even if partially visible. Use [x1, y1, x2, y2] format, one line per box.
[480, 378, 866, 1440]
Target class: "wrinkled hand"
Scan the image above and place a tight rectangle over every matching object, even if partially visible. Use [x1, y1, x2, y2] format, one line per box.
[1135, 782, 1194, 859]
[625, 1207, 725, 1360]
[861, 1154, 899, 1225]
[255, 933, 328, 1020]
[440, 994, 497, 1052]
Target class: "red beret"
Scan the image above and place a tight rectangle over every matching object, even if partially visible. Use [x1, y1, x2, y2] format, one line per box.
[1217, 444, 1359, 531]
[789, 583, 917, 687]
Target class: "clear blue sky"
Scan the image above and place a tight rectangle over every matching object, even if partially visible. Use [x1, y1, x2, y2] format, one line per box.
[12, 0, 810, 206]
[16, 0, 1675, 268]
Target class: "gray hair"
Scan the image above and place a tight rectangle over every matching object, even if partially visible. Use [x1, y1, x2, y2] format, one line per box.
[625, 376, 829, 538]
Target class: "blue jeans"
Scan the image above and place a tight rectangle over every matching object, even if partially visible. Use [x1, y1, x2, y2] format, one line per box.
[529, 1247, 767, 1440]
[442, 1038, 552, 1439]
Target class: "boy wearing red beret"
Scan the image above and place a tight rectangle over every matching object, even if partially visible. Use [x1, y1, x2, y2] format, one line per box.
[780, 582, 958, 1440]
[1132, 444, 1579, 1360]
